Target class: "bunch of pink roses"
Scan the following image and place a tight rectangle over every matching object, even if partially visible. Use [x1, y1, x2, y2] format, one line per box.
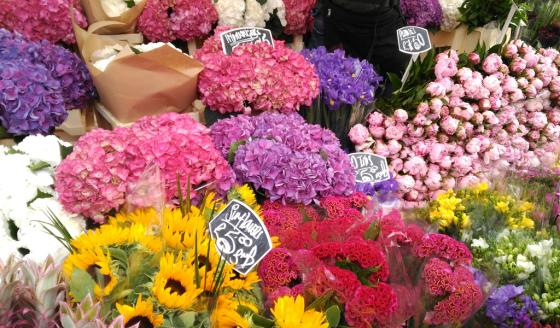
[0, 0, 87, 44]
[350, 41, 560, 208]
[195, 26, 319, 114]
[55, 113, 234, 222]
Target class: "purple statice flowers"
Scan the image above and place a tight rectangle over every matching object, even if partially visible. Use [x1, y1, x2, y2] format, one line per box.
[0, 29, 94, 135]
[356, 175, 399, 204]
[400, 0, 443, 29]
[210, 112, 356, 204]
[486, 285, 541, 328]
[302, 47, 382, 110]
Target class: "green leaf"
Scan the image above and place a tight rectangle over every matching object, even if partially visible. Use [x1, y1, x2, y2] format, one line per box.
[27, 189, 53, 206]
[251, 314, 275, 327]
[59, 143, 73, 160]
[387, 72, 402, 91]
[325, 305, 341, 328]
[124, 0, 135, 8]
[306, 290, 334, 311]
[130, 46, 142, 54]
[70, 269, 96, 302]
[28, 161, 50, 172]
[0, 125, 10, 139]
[227, 140, 246, 164]
[7, 219, 18, 241]
[175, 312, 196, 327]
[364, 221, 380, 241]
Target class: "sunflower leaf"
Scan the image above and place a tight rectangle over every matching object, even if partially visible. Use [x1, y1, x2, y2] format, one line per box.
[174, 311, 196, 327]
[325, 305, 341, 327]
[251, 314, 275, 327]
[70, 269, 96, 302]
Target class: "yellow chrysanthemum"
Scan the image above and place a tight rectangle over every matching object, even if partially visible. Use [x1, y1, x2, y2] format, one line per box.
[472, 182, 489, 194]
[224, 270, 260, 291]
[152, 253, 203, 310]
[116, 295, 164, 328]
[518, 201, 535, 213]
[495, 201, 510, 214]
[162, 208, 207, 250]
[63, 248, 118, 298]
[271, 295, 328, 328]
[210, 294, 250, 328]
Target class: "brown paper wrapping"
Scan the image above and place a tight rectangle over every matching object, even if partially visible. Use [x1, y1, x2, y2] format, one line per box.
[74, 22, 204, 123]
[80, 0, 147, 34]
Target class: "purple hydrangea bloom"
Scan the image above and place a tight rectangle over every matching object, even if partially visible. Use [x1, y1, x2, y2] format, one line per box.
[211, 112, 356, 204]
[486, 285, 541, 328]
[301, 47, 382, 110]
[400, 0, 443, 29]
[0, 60, 67, 135]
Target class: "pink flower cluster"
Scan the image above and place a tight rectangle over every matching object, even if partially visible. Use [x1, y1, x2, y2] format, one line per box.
[283, 0, 316, 35]
[55, 113, 234, 221]
[138, 0, 217, 42]
[0, 0, 87, 44]
[196, 26, 319, 114]
[351, 41, 560, 207]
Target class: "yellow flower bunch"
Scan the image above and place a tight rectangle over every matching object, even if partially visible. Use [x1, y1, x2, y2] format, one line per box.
[429, 189, 470, 231]
[271, 295, 329, 328]
[63, 185, 264, 328]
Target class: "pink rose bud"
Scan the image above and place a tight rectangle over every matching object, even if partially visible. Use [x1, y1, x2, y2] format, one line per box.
[375, 141, 391, 157]
[387, 139, 403, 154]
[525, 85, 537, 97]
[466, 138, 481, 154]
[438, 133, 450, 143]
[390, 158, 404, 172]
[479, 98, 491, 111]
[531, 78, 543, 91]
[517, 77, 529, 88]
[504, 44, 518, 57]
[426, 82, 447, 97]
[396, 175, 415, 192]
[384, 117, 396, 128]
[394, 109, 409, 123]
[525, 69, 536, 79]
[429, 98, 443, 112]
[472, 112, 484, 125]
[417, 102, 430, 115]
[368, 112, 385, 126]
[483, 75, 501, 93]
[482, 53, 502, 74]
[441, 116, 459, 135]
[442, 177, 456, 189]
[510, 57, 527, 73]
[467, 52, 480, 65]
[385, 125, 406, 140]
[426, 124, 439, 137]
[524, 52, 539, 68]
[440, 156, 452, 169]
[349, 124, 370, 145]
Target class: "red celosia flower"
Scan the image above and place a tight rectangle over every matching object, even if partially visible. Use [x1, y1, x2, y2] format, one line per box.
[414, 233, 473, 264]
[306, 265, 361, 304]
[424, 280, 483, 325]
[344, 283, 398, 328]
[258, 248, 301, 293]
[422, 258, 456, 296]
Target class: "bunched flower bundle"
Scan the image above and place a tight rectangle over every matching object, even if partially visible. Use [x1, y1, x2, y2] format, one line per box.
[213, 0, 287, 29]
[55, 113, 234, 222]
[138, 0, 218, 42]
[0, 135, 84, 263]
[210, 112, 355, 204]
[302, 46, 383, 150]
[0, 0, 87, 44]
[352, 41, 560, 208]
[0, 29, 95, 136]
[196, 27, 319, 115]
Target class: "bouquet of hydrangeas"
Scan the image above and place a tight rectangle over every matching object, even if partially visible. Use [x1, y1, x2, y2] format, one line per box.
[55, 113, 234, 222]
[0, 135, 84, 263]
[438, 0, 465, 31]
[213, 0, 287, 29]
[138, 0, 218, 42]
[210, 112, 355, 204]
[0, 0, 87, 44]
[352, 42, 560, 208]
[0, 29, 95, 136]
[303, 47, 383, 149]
[401, 0, 443, 29]
[196, 26, 319, 115]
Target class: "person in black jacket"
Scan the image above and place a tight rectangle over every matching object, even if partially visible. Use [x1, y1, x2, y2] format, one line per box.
[324, 0, 410, 89]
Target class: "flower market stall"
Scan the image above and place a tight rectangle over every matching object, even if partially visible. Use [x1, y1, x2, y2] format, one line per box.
[2, 0, 560, 327]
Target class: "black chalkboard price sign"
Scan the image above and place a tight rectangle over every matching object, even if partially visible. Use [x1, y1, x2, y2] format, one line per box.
[209, 199, 273, 274]
[220, 27, 275, 55]
[349, 152, 391, 184]
[397, 26, 432, 55]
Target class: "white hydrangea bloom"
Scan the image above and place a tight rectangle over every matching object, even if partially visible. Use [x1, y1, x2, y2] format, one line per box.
[438, 0, 465, 32]
[215, 0, 246, 27]
[263, 0, 286, 26]
[101, 0, 143, 17]
[244, 0, 268, 27]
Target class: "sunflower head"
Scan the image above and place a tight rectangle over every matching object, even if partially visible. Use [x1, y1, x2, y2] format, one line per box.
[63, 248, 118, 298]
[224, 270, 260, 291]
[228, 185, 262, 215]
[162, 208, 207, 250]
[116, 295, 164, 328]
[152, 253, 203, 310]
[271, 295, 328, 328]
[210, 294, 250, 328]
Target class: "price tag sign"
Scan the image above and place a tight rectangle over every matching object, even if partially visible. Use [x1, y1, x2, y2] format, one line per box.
[397, 26, 432, 55]
[220, 27, 275, 55]
[209, 200, 272, 274]
[349, 153, 390, 184]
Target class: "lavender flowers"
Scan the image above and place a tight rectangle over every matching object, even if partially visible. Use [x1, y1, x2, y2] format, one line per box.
[486, 285, 541, 328]
[0, 29, 94, 136]
[210, 112, 356, 204]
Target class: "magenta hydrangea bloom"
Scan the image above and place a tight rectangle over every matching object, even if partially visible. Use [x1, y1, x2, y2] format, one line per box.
[55, 113, 234, 221]
[283, 0, 316, 35]
[196, 26, 319, 114]
[210, 112, 355, 204]
[138, 0, 218, 42]
[0, 0, 87, 44]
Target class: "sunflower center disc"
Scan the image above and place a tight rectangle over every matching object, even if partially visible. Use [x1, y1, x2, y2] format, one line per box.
[165, 278, 186, 295]
[126, 316, 154, 328]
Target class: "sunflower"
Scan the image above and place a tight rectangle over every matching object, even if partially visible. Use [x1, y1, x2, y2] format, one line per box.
[127, 223, 163, 253]
[224, 270, 260, 291]
[233, 184, 261, 215]
[271, 295, 328, 328]
[109, 208, 159, 228]
[210, 294, 250, 328]
[161, 208, 207, 250]
[186, 238, 225, 291]
[70, 224, 131, 252]
[116, 295, 164, 328]
[152, 253, 203, 310]
[63, 248, 118, 298]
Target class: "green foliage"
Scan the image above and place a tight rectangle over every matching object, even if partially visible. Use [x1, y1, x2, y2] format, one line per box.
[459, 0, 530, 30]
[69, 269, 97, 302]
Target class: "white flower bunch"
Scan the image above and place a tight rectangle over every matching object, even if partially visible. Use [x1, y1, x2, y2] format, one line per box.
[0, 135, 84, 263]
[92, 42, 182, 71]
[214, 0, 286, 28]
[101, 0, 143, 17]
[438, 0, 465, 31]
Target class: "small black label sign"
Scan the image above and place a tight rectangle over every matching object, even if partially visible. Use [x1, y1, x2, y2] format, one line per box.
[209, 199, 272, 274]
[397, 26, 432, 54]
[349, 153, 391, 184]
[220, 27, 275, 55]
